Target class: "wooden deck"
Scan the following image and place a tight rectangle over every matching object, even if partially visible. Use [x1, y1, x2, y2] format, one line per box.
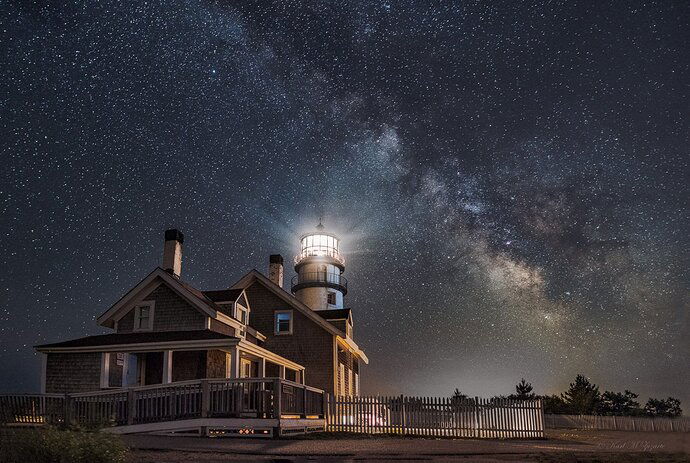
[0, 378, 325, 436]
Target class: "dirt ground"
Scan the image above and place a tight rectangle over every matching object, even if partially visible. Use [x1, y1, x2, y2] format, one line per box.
[123, 429, 690, 462]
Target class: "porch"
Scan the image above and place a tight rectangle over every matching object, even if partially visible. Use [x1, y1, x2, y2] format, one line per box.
[1, 377, 325, 437]
[37, 330, 306, 393]
[101, 344, 305, 389]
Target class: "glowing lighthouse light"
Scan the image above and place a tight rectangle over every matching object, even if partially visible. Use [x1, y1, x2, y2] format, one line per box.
[291, 221, 347, 310]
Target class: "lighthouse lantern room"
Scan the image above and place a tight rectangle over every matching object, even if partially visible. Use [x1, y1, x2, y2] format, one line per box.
[291, 221, 347, 310]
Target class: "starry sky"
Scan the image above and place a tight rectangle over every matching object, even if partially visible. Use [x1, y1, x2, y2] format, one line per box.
[1, 1, 688, 406]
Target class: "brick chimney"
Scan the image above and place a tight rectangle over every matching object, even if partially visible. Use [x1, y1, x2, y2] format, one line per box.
[268, 254, 284, 288]
[162, 229, 184, 277]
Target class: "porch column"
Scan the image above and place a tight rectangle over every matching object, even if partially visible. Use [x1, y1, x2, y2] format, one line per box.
[229, 346, 240, 379]
[162, 350, 173, 384]
[279, 365, 286, 379]
[121, 354, 129, 388]
[99, 353, 111, 388]
[259, 358, 266, 378]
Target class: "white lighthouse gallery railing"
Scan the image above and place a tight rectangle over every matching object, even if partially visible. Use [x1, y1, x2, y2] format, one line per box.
[326, 395, 545, 438]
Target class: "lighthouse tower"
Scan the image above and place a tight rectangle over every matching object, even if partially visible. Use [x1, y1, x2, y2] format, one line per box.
[291, 221, 347, 310]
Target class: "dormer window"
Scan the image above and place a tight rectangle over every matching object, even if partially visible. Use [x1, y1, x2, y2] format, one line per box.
[237, 305, 248, 325]
[133, 302, 154, 331]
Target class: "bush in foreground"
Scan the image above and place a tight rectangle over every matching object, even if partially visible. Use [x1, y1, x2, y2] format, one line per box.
[0, 427, 127, 463]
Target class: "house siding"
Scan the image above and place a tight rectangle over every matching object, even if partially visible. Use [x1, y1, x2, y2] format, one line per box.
[327, 319, 348, 332]
[171, 351, 206, 382]
[245, 282, 336, 394]
[117, 284, 206, 333]
[45, 352, 101, 393]
[206, 349, 227, 378]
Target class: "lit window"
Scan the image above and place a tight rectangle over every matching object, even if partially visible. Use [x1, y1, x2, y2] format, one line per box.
[275, 311, 292, 335]
[327, 292, 336, 305]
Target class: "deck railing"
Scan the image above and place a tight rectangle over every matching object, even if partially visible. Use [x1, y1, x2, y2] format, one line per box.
[0, 378, 324, 428]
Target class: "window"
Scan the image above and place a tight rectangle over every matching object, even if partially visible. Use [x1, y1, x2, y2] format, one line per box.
[327, 292, 336, 306]
[354, 372, 359, 396]
[236, 306, 248, 325]
[275, 310, 292, 335]
[133, 303, 154, 331]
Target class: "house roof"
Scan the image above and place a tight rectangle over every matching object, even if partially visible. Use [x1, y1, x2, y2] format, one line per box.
[202, 289, 244, 303]
[35, 329, 237, 349]
[230, 270, 368, 364]
[314, 308, 351, 320]
[96, 268, 245, 328]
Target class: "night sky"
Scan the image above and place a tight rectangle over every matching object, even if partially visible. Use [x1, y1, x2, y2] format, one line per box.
[1, 1, 688, 406]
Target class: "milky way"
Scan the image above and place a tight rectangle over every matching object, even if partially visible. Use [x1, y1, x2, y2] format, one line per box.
[1, 1, 688, 405]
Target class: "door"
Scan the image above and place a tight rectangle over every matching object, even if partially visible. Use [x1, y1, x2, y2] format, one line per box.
[240, 358, 253, 378]
[239, 358, 258, 412]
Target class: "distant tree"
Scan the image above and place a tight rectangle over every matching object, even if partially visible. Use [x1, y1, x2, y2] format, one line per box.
[561, 375, 600, 415]
[509, 378, 536, 400]
[644, 397, 682, 417]
[597, 390, 641, 416]
[452, 388, 468, 400]
[451, 388, 476, 405]
[541, 394, 569, 414]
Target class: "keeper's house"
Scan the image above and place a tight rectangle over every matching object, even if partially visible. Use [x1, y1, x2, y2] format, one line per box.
[35, 224, 367, 396]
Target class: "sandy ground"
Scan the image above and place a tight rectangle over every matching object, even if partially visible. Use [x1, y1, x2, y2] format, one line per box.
[123, 429, 690, 462]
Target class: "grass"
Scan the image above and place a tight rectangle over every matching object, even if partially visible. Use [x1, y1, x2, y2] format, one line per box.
[0, 427, 128, 463]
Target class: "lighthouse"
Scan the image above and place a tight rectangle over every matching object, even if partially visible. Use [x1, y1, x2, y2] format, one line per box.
[291, 221, 347, 310]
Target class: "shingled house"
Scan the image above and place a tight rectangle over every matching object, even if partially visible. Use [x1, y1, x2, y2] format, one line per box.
[36, 227, 367, 397]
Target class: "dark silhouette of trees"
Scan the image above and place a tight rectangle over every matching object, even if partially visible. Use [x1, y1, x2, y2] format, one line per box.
[597, 390, 642, 416]
[644, 397, 682, 417]
[452, 388, 468, 401]
[509, 378, 536, 400]
[561, 374, 600, 414]
[451, 375, 682, 417]
[542, 394, 569, 414]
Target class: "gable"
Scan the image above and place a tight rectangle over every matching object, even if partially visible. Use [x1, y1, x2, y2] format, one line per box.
[98, 268, 220, 329]
[230, 269, 345, 337]
[116, 284, 206, 332]
[244, 282, 330, 337]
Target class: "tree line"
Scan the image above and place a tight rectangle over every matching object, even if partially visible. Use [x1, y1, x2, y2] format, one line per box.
[452, 375, 682, 417]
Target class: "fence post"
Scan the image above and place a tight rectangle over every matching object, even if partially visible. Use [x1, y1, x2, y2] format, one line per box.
[201, 379, 210, 418]
[400, 395, 406, 435]
[322, 392, 329, 423]
[64, 394, 73, 427]
[127, 389, 136, 425]
[474, 397, 481, 438]
[301, 385, 308, 419]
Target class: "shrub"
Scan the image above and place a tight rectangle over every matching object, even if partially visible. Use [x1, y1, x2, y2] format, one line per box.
[0, 427, 127, 463]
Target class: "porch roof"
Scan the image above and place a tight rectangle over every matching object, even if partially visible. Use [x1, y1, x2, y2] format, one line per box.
[35, 329, 306, 371]
[35, 329, 237, 349]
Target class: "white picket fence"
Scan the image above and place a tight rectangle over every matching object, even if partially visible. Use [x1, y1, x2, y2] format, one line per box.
[327, 396, 544, 438]
[545, 414, 690, 432]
